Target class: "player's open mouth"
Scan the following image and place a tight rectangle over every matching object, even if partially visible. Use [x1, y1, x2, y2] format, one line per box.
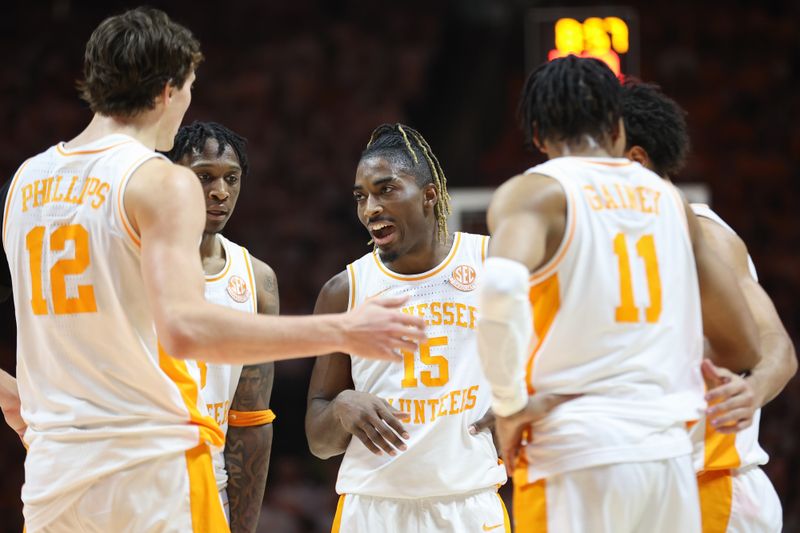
[369, 222, 397, 247]
[207, 209, 228, 221]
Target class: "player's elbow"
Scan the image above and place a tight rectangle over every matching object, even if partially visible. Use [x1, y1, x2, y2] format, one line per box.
[159, 326, 201, 360]
[784, 340, 798, 379]
[719, 347, 761, 375]
[305, 429, 335, 459]
[307, 439, 338, 460]
[305, 418, 344, 459]
[157, 311, 207, 360]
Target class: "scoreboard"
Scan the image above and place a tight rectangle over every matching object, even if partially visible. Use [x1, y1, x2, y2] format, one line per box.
[524, 7, 640, 78]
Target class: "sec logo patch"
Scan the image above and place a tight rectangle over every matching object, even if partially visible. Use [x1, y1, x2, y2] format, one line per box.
[449, 264, 477, 292]
[226, 275, 250, 303]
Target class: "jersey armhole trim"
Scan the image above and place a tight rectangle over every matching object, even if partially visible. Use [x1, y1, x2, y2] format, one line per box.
[205, 236, 233, 282]
[530, 178, 577, 283]
[2, 158, 32, 250]
[666, 184, 691, 242]
[346, 263, 357, 311]
[116, 153, 164, 248]
[481, 235, 489, 263]
[242, 247, 257, 314]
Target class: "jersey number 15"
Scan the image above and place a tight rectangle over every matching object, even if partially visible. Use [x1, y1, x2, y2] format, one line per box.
[401, 336, 449, 388]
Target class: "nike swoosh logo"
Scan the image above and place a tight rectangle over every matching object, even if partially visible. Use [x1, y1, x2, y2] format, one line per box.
[482, 523, 503, 532]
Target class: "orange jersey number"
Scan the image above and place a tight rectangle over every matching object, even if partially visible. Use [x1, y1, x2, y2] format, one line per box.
[613, 233, 662, 323]
[26, 224, 97, 315]
[401, 335, 449, 388]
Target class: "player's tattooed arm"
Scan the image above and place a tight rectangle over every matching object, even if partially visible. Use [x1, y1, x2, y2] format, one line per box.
[225, 258, 277, 533]
[306, 272, 410, 459]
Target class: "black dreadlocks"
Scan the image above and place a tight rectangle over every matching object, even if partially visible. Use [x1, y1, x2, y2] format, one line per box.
[519, 55, 622, 148]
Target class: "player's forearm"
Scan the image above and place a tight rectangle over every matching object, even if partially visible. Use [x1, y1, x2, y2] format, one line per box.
[225, 424, 272, 533]
[747, 331, 797, 407]
[305, 398, 351, 459]
[696, 264, 761, 373]
[0, 370, 19, 407]
[476, 257, 532, 417]
[159, 303, 347, 364]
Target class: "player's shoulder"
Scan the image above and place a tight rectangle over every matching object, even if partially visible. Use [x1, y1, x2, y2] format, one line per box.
[489, 171, 566, 224]
[247, 254, 279, 314]
[128, 158, 200, 204]
[250, 255, 277, 288]
[315, 270, 349, 313]
[127, 158, 199, 202]
[136, 157, 195, 181]
[693, 207, 748, 254]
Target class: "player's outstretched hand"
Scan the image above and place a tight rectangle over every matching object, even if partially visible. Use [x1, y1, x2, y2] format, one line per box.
[702, 359, 757, 434]
[333, 390, 410, 456]
[341, 295, 426, 361]
[496, 394, 579, 476]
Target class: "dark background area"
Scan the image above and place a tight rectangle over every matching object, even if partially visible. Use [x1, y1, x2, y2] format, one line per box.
[0, 0, 797, 531]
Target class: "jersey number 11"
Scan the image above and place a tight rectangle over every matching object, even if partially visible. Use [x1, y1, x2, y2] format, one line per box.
[613, 233, 662, 323]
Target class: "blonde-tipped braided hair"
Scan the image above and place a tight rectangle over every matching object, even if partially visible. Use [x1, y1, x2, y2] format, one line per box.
[364, 123, 451, 243]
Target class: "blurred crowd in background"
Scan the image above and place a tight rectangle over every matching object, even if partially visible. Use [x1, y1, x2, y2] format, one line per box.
[0, 1, 797, 531]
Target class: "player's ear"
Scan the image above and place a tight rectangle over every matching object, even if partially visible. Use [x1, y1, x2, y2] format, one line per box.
[627, 145, 651, 169]
[532, 124, 546, 154]
[422, 183, 438, 208]
[154, 81, 172, 107]
[610, 117, 627, 156]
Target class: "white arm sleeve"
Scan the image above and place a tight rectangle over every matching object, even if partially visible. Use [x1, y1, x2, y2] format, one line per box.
[477, 257, 532, 417]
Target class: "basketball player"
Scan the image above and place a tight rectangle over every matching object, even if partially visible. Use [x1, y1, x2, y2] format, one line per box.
[476, 56, 761, 532]
[0, 181, 24, 441]
[166, 121, 276, 532]
[621, 80, 794, 532]
[306, 124, 565, 532]
[2, 8, 424, 532]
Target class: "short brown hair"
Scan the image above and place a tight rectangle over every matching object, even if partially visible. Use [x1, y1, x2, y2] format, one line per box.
[77, 7, 203, 117]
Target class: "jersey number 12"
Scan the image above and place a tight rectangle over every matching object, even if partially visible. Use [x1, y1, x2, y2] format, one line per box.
[26, 224, 97, 315]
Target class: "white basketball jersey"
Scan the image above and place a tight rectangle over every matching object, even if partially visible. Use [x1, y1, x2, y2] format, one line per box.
[689, 203, 768, 473]
[199, 233, 256, 491]
[516, 157, 706, 484]
[2, 134, 223, 526]
[336, 232, 506, 498]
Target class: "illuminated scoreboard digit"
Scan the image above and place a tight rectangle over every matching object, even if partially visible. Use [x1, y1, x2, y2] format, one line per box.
[525, 7, 640, 78]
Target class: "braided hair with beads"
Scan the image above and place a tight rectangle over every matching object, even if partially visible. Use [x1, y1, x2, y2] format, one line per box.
[361, 123, 451, 243]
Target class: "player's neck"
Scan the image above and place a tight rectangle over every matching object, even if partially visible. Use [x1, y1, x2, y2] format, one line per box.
[543, 135, 620, 159]
[65, 113, 163, 151]
[200, 232, 223, 261]
[384, 232, 453, 275]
